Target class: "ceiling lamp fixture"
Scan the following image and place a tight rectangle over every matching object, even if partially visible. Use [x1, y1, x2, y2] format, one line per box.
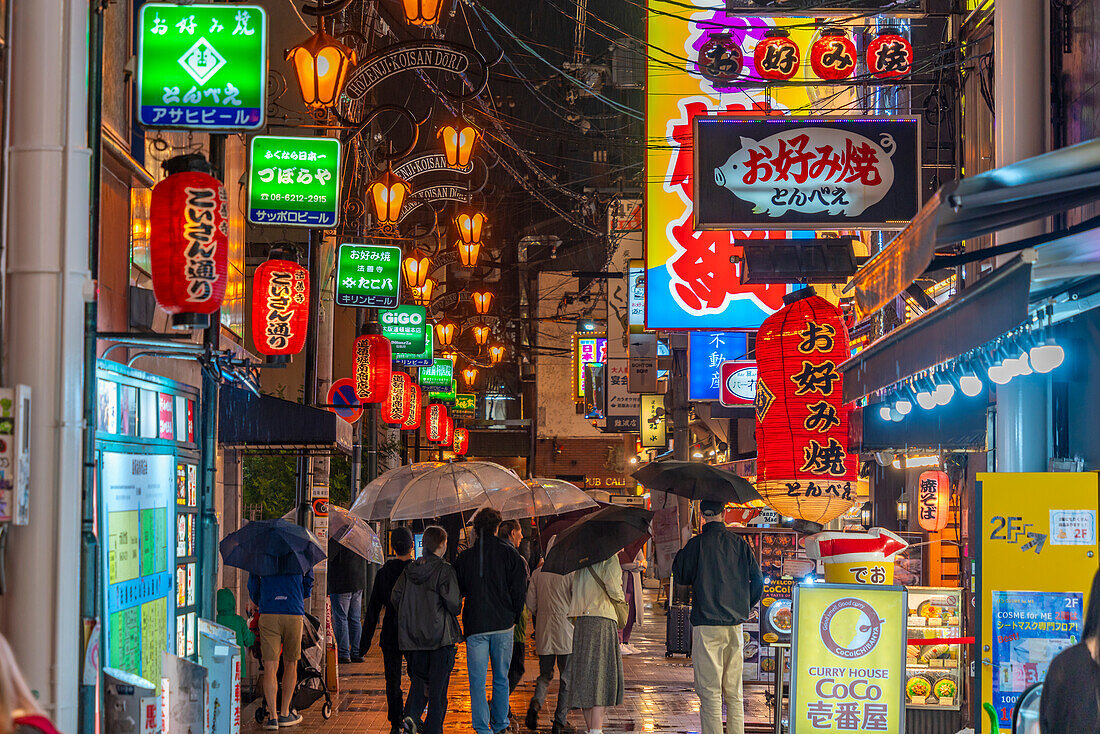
[286, 22, 357, 109]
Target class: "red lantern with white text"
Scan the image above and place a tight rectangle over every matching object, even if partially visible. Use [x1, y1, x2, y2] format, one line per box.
[809, 28, 856, 81]
[440, 415, 454, 447]
[353, 334, 392, 403]
[453, 427, 469, 456]
[150, 156, 229, 328]
[916, 470, 950, 532]
[866, 31, 912, 79]
[425, 403, 447, 442]
[383, 372, 412, 425]
[402, 385, 423, 431]
[251, 256, 309, 357]
[754, 28, 800, 81]
[754, 288, 858, 525]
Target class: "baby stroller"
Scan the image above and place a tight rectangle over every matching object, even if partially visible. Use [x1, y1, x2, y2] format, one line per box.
[250, 612, 333, 722]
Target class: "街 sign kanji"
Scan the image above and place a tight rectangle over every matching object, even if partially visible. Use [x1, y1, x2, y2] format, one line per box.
[137, 4, 267, 130]
[693, 117, 919, 229]
[248, 137, 340, 227]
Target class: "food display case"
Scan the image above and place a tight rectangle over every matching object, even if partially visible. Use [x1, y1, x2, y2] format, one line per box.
[904, 586, 964, 710]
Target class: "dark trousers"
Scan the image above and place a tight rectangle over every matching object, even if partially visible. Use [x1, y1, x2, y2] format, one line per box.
[532, 654, 571, 726]
[508, 639, 525, 693]
[404, 646, 456, 734]
[382, 646, 405, 727]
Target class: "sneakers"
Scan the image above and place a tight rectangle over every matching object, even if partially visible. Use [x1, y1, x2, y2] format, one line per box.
[401, 715, 418, 733]
[525, 702, 540, 731]
[263, 719, 279, 730]
[620, 642, 637, 655]
[278, 712, 303, 727]
[351, 656, 365, 663]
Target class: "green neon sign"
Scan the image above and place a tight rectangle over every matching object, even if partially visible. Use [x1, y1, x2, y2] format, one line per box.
[398, 330, 434, 367]
[381, 305, 428, 357]
[429, 379, 457, 403]
[335, 243, 402, 308]
[419, 359, 454, 387]
[137, 4, 267, 130]
[452, 393, 476, 418]
[248, 137, 340, 227]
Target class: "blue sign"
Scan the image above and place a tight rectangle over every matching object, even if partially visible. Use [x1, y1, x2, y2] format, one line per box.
[990, 590, 1082, 728]
[688, 331, 749, 401]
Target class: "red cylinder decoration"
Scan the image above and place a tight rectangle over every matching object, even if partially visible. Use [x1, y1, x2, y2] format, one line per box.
[382, 372, 413, 425]
[697, 33, 743, 85]
[425, 403, 447, 442]
[251, 257, 309, 357]
[441, 415, 454, 448]
[150, 161, 230, 326]
[353, 334, 392, 403]
[453, 427, 469, 456]
[809, 28, 856, 81]
[402, 384, 423, 431]
[754, 288, 858, 525]
[916, 470, 950, 532]
[754, 29, 800, 81]
[866, 31, 913, 79]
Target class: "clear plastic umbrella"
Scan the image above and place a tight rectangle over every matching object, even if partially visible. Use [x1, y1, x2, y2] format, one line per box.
[328, 505, 385, 564]
[389, 461, 527, 521]
[349, 462, 446, 521]
[488, 477, 599, 520]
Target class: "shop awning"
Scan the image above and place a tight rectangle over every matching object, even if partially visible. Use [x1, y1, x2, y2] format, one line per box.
[845, 137, 1100, 317]
[854, 401, 987, 453]
[219, 386, 351, 453]
[839, 258, 1032, 403]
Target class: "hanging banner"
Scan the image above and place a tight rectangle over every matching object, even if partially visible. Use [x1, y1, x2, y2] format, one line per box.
[335, 243, 401, 308]
[248, 136, 341, 227]
[341, 40, 489, 102]
[606, 359, 640, 432]
[791, 583, 907, 733]
[572, 334, 608, 404]
[640, 394, 667, 448]
[137, 4, 267, 130]
[693, 116, 920, 230]
[687, 330, 750, 401]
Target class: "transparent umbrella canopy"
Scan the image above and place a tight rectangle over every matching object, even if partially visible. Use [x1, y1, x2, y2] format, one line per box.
[389, 461, 528, 521]
[488, 477, 599, 520]
[349, 462, 446, 521]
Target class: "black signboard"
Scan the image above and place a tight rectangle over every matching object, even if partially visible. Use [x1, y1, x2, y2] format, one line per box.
[693, 116, 920, 230]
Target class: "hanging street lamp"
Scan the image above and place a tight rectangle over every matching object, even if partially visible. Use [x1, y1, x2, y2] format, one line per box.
[403, 251, 432, 288]
[462, 366, 479, 388]
[367, 165, 412, 231]
[471, 323, 490, 346]
[455, 210, 487, 245]
[401, 0, 447, 26]
[488, 343, 505, 365]
[441, 349, 459, 364]
[286, 22, 357, 109]
[471, 289, 494, 314]
[435, 319, 457, 347]
[457, 239, 481, 268]
[438, 120, 480, 168]
[412, 277, 437, 307]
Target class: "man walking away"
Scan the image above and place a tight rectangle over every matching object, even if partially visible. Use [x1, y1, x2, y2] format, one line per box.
[328, 537, 369, 663]
[455, 508, 529, 734]
[671, 500, 763, 734]
[362, 527, 415, 734]
[498, 519, 530, 699]
[525, 536, 575, 734]
[247, 566, 314, 729]
[392, 526, 463, 734]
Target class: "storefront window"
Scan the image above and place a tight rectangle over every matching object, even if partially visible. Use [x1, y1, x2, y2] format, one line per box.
[130, 187, 151, 274]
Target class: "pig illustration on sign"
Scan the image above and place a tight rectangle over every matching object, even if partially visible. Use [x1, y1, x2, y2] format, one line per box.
[713, 127, 896, 218]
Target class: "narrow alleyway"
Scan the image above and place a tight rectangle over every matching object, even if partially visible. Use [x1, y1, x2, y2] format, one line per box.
[243, 591, 776, 733]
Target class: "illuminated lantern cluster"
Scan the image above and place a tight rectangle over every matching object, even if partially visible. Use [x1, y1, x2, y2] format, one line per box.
[150, 156, 230, 328]
[866, 30, 913, 78]
[453, 427, 470, 456]
[697, 33, 743, 84]
[402, 384, 423, 431]
[754, 28, 800, 81]
[809, 28, 857, 81]
[754, 288, 858, 525]
[353, 334, 392, 403]
[916, 470, 950, 532]
[383, 372, 413, 425]
[251, 256, 309, 357]
[425, 403, 448, 442]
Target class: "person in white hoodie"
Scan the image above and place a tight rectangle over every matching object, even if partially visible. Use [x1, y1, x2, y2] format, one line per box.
[524, 536, 575, 734]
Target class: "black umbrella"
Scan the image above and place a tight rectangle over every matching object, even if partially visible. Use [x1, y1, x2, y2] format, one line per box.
[632, 461, 761, 504]
[541, 505, 653, 575]
[219, 519, 326, 577]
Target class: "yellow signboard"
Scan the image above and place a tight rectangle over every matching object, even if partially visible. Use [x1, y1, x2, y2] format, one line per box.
[978, 472, 1099, 728]
[639, 393, 667, 448]
[791, 583, 906, 733]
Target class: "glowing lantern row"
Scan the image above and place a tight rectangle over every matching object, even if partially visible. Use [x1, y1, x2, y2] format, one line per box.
[353, 334, 391, 403]
[809, 28, 857, 80]
[438, 122, 480, 169]
[383, 372, 413, 425]
[425, 403, 448, 442]
[251, 257, 309, 357]
[453, 427, 470, 456]
[402, 384, 423, 431]
[150, 157, 229, 328]
[462, 366, 479, 388]
[412, 278, 437, 307]
[916, 470, 950, 532]
[754, 288, 858, 525]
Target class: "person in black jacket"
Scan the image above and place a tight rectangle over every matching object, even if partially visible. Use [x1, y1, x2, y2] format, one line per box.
[328, 538, 370, 663]
[454, 508, 529, 734]
[362, 527, 415, 734]
[1040, 568, 1100, 733]
[392, 526, 463, 734]
[672, 500, 763, 734]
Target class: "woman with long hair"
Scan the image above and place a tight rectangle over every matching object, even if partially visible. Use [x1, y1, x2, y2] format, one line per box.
[0, 633, 58, 734]
[1040, 568, 1100, 732]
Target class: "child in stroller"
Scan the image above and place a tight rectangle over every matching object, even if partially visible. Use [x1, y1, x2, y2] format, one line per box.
[249, 611, 333, 724]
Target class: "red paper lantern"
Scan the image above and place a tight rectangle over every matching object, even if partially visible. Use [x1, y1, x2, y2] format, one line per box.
[382, 372, 413, 425]
[453, 427, 470, 456]
[754, 288, 858, 525]
[150, 160, 230, 327]
[697, 33, 743, 84]
[425, 403, 447, 442]
[402, 384, 423, 431]
[754, 28, 800, 81]
[809, 28, 856, 81]
[251, 257, 309, 357]
[916, 470, 950, 532]
[441, 415, 454, 447]
[866, 31, 913, 79]
[353, 334, 392, 403]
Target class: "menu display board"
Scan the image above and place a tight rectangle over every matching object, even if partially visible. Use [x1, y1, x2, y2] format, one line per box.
[905, 587, 964, 710]
[759, 577, 795, 646]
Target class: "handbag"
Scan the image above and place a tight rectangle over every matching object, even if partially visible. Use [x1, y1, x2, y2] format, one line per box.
[587, 566, 629, 630]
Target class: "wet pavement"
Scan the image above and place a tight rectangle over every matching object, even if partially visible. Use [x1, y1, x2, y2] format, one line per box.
[243, 591, 776, 733]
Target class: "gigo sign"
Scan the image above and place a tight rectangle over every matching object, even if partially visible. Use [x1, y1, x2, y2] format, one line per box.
[380, 305, 427, 357]
[720, 360, 757, 406]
